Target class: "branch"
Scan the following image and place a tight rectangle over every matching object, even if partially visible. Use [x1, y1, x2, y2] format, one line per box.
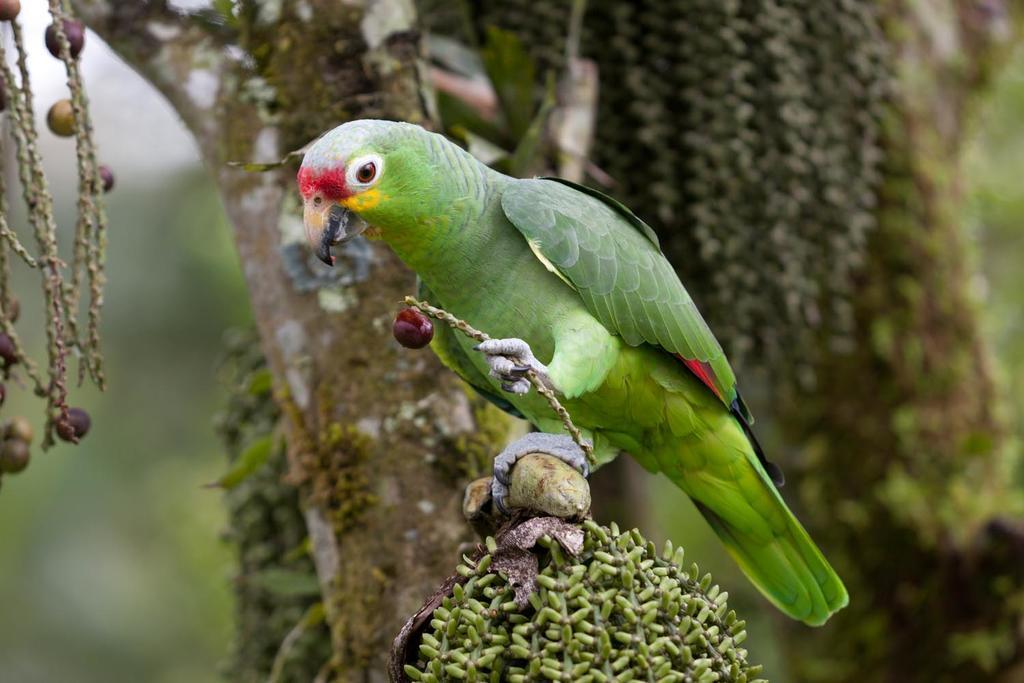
[72, 0, 229, 147]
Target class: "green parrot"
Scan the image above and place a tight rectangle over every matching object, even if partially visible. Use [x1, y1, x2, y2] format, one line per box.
[299, 120, 848, 626]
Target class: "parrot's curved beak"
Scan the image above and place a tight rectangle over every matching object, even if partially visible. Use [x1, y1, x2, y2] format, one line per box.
[303, 202, 369, 266]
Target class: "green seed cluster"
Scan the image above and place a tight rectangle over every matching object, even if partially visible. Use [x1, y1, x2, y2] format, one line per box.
[433, 0, 890, 378]
[216, 331, 331, 682]
[406, 521, 763, 682]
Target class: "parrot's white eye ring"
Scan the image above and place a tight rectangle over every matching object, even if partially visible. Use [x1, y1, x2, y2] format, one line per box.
[346, 154, 383, 189]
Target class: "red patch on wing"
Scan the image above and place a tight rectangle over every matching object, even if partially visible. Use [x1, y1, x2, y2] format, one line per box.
[297, 165, 350, 200]
[676, 355, 723, 400]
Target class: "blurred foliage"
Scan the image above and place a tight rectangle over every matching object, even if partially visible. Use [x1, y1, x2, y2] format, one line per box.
[966, 44, 1024, 436]
[429, 28, 556, 178]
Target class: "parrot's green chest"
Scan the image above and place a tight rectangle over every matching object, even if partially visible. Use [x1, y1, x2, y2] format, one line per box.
[386, 179, 715, 457]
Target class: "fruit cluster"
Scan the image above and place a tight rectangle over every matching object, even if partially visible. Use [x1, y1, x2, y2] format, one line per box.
[0, 2, 106, 488]
[0, 297, 91, 486]
[405, 521, 764, 682]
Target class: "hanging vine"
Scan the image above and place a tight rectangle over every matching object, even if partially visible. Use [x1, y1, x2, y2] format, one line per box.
[0, 0, 109, 485]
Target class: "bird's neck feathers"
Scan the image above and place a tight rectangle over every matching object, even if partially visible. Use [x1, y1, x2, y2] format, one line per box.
[374, 142, 516, 301]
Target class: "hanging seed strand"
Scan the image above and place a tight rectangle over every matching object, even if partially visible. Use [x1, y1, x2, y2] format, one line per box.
[0, 155, 35, 270]
[43, 6, 84, 354]
[0, 218, 36, 268]
[404, 296, 596, 467]
[0, 70, 35, 269]
[0, 22, 72, 446]
[0, 133, 43, 391]
[48, 0, 106, 388]
[13, 19, 71, 437]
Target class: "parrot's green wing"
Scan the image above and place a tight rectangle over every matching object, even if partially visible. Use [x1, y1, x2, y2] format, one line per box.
[501, 177, 743, 411]
[419, 281, 525, 420]
[501, 177, 783, 486]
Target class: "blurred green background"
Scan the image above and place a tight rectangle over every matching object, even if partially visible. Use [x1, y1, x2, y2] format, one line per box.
[0, 3, 1022, 681]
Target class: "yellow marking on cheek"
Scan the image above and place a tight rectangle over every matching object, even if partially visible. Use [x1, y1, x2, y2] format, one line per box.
[341, 188, 387, 212]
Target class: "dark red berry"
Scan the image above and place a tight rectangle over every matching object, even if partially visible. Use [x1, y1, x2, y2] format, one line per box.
[99, 165, 114, 193]
[45, 19, 85, 59]
[393, 308, 434, 349]
[57, 407, 90, 442]
[0, 333, 16, 366]
[0, 0, 20, 22]
[0, 439, 29, 474]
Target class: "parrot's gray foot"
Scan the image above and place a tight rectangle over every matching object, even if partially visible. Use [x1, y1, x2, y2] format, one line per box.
[492, 433, 590, 515]
[474, 337, 552, 395]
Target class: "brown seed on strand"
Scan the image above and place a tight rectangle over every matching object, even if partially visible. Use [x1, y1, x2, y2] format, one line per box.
[0, 0, 20, 22]
[6, 415, 33, 444]
[45, 19, 85, 59]
[0, 439, 29, 474]
[47, 99, 76, 137]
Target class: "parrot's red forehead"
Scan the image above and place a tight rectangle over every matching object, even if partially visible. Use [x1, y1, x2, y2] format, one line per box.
[297, 165, 350, 200]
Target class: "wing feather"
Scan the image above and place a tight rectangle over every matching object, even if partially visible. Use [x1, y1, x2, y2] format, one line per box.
[501, 176, 740, 408]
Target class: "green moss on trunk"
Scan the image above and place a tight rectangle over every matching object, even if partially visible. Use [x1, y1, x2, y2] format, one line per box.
[217, 331, 332, 682]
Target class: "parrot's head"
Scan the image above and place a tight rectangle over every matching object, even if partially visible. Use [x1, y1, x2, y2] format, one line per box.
[298, 119, 445, 266]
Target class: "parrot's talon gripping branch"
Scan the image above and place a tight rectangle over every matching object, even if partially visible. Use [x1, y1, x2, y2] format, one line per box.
[475, 337, 552, 396]
[403, 296, 596, 470]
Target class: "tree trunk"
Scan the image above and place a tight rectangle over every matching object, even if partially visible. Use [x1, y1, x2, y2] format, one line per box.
[74, 2, 513, 680]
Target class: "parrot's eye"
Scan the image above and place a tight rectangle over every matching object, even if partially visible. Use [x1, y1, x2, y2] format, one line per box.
[313, 194, 323, 206]
[346, 154, 384, 188]
[356, 162, 376, 183]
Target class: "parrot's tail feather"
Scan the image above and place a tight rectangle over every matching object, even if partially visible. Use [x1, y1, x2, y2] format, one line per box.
[693, 500, 849, 626]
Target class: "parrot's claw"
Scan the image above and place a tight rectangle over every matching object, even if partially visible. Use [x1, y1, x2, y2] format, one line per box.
[491, 433, 590, 515]
[474, 338, 552, 395]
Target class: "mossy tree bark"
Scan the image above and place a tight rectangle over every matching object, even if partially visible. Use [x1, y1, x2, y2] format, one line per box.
[73, 1, 512, 680]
